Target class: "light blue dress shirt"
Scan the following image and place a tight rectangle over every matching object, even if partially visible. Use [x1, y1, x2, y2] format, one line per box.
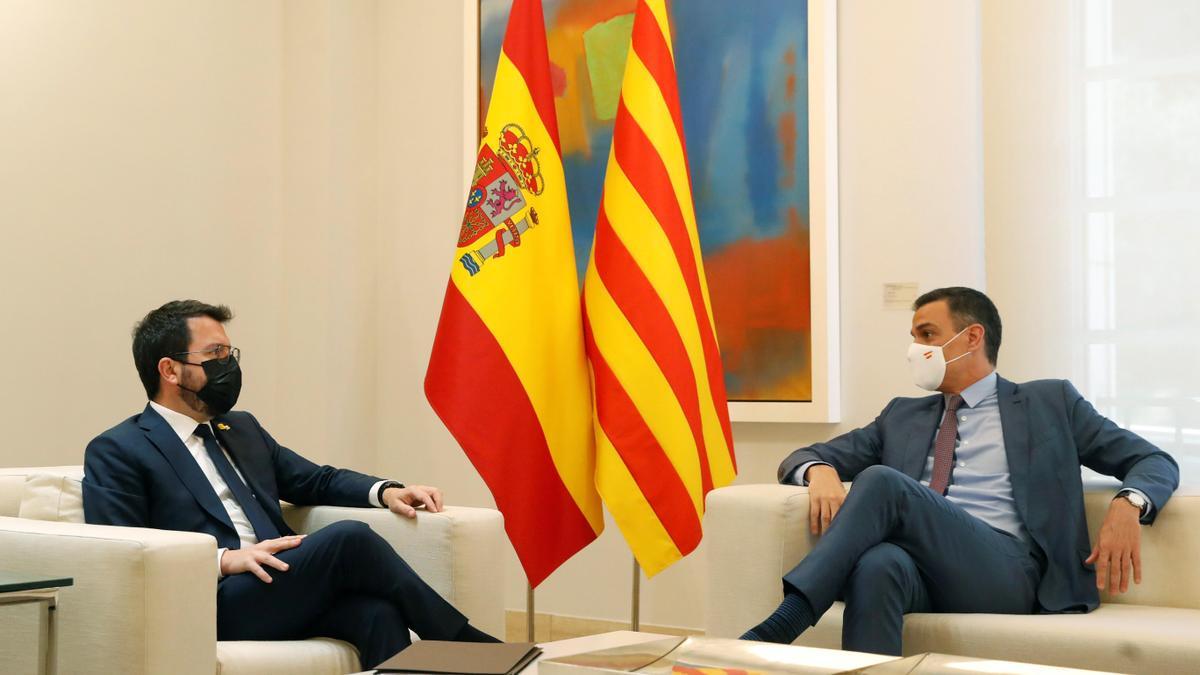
[918, 372, 1030, 543]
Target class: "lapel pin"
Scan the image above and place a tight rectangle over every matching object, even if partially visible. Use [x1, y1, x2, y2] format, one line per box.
[216, 423, 231, 431]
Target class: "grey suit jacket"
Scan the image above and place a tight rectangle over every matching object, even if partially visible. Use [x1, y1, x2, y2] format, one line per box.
[777, 377, 1179, 612]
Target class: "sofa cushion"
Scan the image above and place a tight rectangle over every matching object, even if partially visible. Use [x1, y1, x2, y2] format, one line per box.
[0, 466, 83, 517]
[18, 469, 85, 523]
[798, 601, 1200, 674]
[216, 638, 360, 675]
[0, 475, 24, 517]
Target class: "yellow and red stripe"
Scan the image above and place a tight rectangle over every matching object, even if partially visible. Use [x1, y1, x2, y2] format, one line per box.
[583, 0, 736, 576]
[425, 0, 601, 588]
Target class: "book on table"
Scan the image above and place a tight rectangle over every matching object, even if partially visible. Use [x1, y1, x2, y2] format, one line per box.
[375, 641, 541, 675]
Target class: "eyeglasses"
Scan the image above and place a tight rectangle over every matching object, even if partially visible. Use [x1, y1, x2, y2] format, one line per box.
[171, 345, 240, 365]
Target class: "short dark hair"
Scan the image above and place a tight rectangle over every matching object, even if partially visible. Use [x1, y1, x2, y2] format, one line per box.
[912, 287, 1001, 365]
[132, 300, 233, 399]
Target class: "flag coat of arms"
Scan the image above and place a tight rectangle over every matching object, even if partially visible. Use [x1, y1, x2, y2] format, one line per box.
[425, 0, 602, 588]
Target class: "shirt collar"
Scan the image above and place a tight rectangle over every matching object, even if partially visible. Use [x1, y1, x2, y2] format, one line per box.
[148, 400, 211, 444]
[952, 371, 998, 409]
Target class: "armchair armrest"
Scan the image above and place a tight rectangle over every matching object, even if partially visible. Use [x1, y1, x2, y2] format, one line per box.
[0, 516, 216, 675]
[282, 505, 505, 638]
[704, 484, 816, 638]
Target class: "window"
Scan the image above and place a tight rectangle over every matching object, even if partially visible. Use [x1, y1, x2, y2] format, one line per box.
[1076, 0, 1200, 486]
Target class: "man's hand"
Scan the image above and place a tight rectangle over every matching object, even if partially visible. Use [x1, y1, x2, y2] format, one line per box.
[383, 484, 444, 518]
[806, 465, 845, 536]
[1085, 498, 1143, 594]
[220, 535, 306, 583]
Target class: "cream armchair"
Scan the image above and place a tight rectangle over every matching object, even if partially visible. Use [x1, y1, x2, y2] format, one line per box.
[704, 482, 1200, 674]
[0, 466, 505, 675]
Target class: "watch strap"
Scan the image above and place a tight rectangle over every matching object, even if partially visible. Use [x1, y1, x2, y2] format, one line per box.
[377, 480, 405, 507]
[1115, 489, 1148, 516]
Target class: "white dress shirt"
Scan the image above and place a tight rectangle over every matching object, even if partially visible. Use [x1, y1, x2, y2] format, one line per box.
[148, 402, 390, 577]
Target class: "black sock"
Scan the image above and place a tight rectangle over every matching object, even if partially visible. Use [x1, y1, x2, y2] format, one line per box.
[453, 622, 502, 643]
[739, 592, 816, 644]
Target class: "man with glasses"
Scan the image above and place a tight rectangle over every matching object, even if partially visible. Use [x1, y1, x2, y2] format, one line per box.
[82, 300, 498, 669]
[740, 287, 1179, 656]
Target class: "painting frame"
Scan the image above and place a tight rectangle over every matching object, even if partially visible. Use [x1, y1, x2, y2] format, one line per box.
[462, 0, 839, 423]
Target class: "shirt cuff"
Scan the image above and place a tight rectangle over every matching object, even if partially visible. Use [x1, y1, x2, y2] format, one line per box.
[217, 548, 227, 578]
[369, 480, 388, 507]
[1121, 488, 1155, 522]
[791, 461, 832, 486]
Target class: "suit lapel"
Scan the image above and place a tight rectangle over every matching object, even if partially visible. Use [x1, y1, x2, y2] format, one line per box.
[138, 405, 236, 533]
[902, 396, 944, 479]
[997, 377, 1032, 517]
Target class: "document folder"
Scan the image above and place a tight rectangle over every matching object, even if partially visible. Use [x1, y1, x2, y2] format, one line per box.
[376, 641, 541, 675]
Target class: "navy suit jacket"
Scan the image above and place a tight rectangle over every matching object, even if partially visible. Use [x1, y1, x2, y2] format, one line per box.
[83, 404, 383, 550]
[777, 377, 1179, 613]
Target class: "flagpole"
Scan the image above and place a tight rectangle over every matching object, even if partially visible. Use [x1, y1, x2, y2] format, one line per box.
[527, 583, 536, 642]
[631, 557, 641, 631]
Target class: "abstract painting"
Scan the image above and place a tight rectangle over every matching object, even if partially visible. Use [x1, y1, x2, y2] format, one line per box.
[479, 0, 833, 410]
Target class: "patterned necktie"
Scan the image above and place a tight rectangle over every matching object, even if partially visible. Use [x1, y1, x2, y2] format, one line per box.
[194, 424, 280, 542]
[928, 394, 964, 495]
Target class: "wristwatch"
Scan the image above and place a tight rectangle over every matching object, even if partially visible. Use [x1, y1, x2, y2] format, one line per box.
[377, 480, 405, 507]
[1115, 489, 1148, 516]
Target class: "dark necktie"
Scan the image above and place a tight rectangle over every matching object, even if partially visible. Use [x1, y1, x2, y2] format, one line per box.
[928, 394, 964, 495]
[194, 424, 280, 542]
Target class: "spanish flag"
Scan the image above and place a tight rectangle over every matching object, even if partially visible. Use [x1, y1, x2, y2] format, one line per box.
[582, 0, 736, 576]
[425, 0, 602, 588]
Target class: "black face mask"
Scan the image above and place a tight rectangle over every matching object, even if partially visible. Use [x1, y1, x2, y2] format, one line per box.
[177, 357, 242, 417]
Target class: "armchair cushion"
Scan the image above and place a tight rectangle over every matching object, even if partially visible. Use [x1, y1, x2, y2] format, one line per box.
[17, 469, 84, 523]
[216, 638, 359, 675]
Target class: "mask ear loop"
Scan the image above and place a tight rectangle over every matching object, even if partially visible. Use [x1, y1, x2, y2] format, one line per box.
[942, 325, 975, 365]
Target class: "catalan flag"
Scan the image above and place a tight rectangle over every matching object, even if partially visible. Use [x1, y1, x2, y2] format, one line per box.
[425, 0, 602, 588]
[582, 0, 736, 576]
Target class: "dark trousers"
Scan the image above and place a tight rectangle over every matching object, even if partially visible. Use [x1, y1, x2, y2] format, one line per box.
[216, 520, 468, 669]
[783, 465, 1042, 656]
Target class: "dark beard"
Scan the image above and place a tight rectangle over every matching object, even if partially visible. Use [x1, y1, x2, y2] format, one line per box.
[178, 372, 212, 418]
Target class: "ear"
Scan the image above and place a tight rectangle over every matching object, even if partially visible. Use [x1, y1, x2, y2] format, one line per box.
[968, 324, 986, 352]
[157, 357, 180, 389]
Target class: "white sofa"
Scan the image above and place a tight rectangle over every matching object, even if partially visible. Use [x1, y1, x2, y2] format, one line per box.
[705, 482, 1200, 674]
[0, 465, 505, 675]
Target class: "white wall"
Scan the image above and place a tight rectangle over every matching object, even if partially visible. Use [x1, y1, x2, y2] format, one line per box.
[2, 0, 989, 632]
[0, 0, 381, 471]
[277, 0, 381, 474]
[981, 0, 1077, 383]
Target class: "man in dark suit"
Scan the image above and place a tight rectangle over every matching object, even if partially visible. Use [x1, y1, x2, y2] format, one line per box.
[83, 300, 498, 669]
[741, 287, 1179, 655]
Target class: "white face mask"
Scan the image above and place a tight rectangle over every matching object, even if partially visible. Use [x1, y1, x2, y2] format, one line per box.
[907, 326, 972, 391]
